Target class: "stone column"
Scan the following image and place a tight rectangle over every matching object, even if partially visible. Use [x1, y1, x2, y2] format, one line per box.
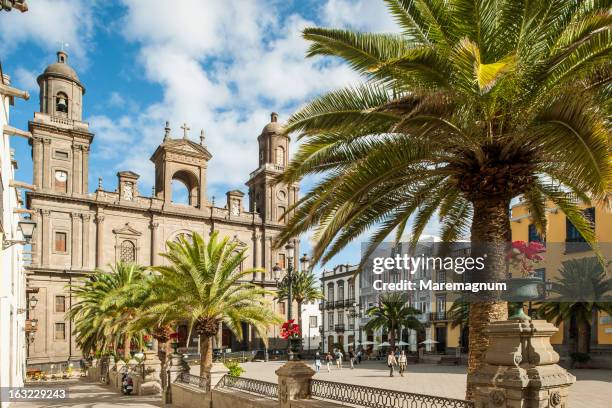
[72, 144, 81, 194]
[95, 214, 105, 268]
[253, 232, 261, 280]
[41, 209, 51, 267]
[139, 348, 162, 396]
[70, 212, 81, 268]
[42, 138, 52, 190]
[471, 319, 575, 408]
[275, 361, 316, 408]
[82, 145, 89, 193]
[32, 137, 43, 188]
[81, 214, 91, 269]
[150, 221, 159, 266]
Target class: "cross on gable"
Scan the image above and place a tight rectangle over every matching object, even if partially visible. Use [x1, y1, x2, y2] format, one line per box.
[181, 123, 190, 139]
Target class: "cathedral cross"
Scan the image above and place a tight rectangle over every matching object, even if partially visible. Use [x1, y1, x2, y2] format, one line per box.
[180, 123, 190, 139]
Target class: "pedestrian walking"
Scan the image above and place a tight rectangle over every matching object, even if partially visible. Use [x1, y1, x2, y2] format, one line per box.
[357, 349, 362, 364]
[398, 350, 407, 376]
[348, 350, 354, 369]
[387, 350, 398, 377]
[335, 350, 343, 369]
[325, 352, 333, 373]
[314, 352, 321, 373]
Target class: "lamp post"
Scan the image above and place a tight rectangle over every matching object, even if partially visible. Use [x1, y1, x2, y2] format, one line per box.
[3, 219, 36, 249]
[284, 242, 295, 322]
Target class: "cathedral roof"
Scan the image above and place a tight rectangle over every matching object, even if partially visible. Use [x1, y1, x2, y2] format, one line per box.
[150, 137, 212, 162]
[38, 51, 84, 91]
[261, 112, 284, 135]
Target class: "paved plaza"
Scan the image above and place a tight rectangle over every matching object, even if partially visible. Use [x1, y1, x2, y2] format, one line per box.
[11, 361, 611, 407]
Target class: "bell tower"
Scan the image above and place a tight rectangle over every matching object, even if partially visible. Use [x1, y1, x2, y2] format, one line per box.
[246, 113, 297, 224]
[29, 50, 93, 195]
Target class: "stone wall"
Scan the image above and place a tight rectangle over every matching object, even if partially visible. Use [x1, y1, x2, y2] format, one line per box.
[171, 382, 211, 408]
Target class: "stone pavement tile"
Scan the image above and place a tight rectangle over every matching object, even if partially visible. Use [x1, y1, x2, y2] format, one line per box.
[14, 380, 162, 408]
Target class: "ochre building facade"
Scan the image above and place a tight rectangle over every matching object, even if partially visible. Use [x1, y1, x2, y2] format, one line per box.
[25, 52, 299, 367]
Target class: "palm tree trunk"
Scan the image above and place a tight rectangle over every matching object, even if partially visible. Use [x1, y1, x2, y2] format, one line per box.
[465, 198, 510, 401]
[577, 319, 590, 354]
[124, 333, 131, 360]
[199, 335, 213, 392]
[389, 329, 396, 351]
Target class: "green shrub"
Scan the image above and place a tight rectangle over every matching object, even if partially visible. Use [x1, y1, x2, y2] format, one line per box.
[223, 360, 245, 377]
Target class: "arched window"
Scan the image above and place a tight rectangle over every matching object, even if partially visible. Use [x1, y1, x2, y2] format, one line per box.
[171, 179, 190, 205]
[119, 240, 135, 263]
[337, 280, 345, 301]
[56, 92, 68, 114]
[277, 206, 286, 223]
[171, 170, 199, 207]
[276, 146, 285, 167]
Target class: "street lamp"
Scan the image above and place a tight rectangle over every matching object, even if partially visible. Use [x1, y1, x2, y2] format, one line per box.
[285, 242, 295, 321]
[3, 219, 36, 249]
[299, 253, 310, 272]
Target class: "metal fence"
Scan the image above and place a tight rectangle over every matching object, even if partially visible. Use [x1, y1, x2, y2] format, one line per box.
[176, 372, 207, 389]
[311, 379, 475, 408]
[215, 374, 278, 399]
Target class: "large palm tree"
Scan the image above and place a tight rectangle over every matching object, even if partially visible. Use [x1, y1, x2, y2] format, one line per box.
[537, 257, 612, 355]
[363, 293, 422, 350]
[277, 270, 324, 331]
[276, 0, 611, 398]
[68, 262, 150, 359]
[149, 231, 282, 391]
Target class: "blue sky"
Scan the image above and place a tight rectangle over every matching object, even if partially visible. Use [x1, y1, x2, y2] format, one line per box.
[1, 0, 440, 272]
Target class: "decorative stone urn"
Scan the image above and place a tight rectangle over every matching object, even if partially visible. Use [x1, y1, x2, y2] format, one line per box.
[471, 319, 575, 408]
[138, 348, 163, 395]
[165, 352, 190, 403]
[275, 361, 316, 408]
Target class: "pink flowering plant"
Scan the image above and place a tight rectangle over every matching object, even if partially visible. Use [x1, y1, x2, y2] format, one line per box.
[505, 241, 546, 278]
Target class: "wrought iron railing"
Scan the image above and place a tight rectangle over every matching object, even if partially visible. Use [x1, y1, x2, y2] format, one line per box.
[215, 374, 278, 399]
[176, 372, 207, 389]
[311, 379, 474, 408]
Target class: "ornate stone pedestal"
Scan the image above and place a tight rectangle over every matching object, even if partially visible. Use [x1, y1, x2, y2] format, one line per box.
[471, 319, 575, 408]
[275, 361, 316, 408]
[138, 349, 163, 395]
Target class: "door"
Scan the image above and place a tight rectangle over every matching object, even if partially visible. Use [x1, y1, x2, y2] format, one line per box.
[435, 326, 447, 353]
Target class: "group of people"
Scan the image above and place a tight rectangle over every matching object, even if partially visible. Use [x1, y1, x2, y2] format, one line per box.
[313, 348, 409, 377]
[386, 350, 408, 377]
[313, 348, 365, 372]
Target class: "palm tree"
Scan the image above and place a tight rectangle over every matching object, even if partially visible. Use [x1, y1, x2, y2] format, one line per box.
[448, 298, 469, 330]
[537, 257, 612, 356]
[68, 262, 150, 359]
[277, 270, 324, 331]
[149, 231, 282, 391]
[364, 293, 422, 350]
[275, 0, 610, 398]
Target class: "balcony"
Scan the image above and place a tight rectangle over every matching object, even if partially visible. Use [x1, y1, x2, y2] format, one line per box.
[334, 300, 345, 308]
[334, 324, 345, 333]
[429, 311, 448, 321]
[325, 301, 334, 310]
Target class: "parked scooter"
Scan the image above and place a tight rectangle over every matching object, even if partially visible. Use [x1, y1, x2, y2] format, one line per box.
[121, 373, 134, 395]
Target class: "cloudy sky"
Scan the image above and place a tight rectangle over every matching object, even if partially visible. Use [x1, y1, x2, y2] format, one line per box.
[1, 0, 440, 271]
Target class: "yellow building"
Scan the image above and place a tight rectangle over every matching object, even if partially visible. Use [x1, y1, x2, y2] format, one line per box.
[510, 198, 612, 363]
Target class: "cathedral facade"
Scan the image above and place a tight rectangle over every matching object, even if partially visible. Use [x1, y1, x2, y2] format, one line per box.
[25, 51, 299, 367]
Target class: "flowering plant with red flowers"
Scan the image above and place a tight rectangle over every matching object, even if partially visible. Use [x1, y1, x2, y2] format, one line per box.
[169, 332, 179, 341]
[280, 320, 301, 340]
[506, 241, 546, 277]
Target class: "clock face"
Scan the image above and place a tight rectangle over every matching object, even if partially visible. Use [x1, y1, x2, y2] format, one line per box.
[55, 171, 67, 182]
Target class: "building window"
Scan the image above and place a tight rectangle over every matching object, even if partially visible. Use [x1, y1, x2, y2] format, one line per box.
[566, 207, 595, 242]
[56, 92, 68, 114]
[54, 232, 67, 253]
[337, 281, 344, 301]
[54, 170, 68, 193]
[54, 150, 69, 160]
[337, 311, 344, 325]
[55, 296, 66, 313]
[437, 269, 446, 283]
[327, 312, 334, 330]
[528, 224, 544, 243]
[348, 281, 355, 300]
[55, 323, 66, 340]
[309, 316, 318, 328]
[276, 146, 285, 167]
[277, 206, 286, 223]
[279, 302, 286, 316]
[278, 253, 286, 269]
[327, 283, 334, 302]
[119, 240, 136, 263]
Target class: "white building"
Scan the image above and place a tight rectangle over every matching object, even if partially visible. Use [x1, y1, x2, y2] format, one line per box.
[0, 62, 31, 406]
[300, 300, 321, 351]
[320, 264, 361, 353]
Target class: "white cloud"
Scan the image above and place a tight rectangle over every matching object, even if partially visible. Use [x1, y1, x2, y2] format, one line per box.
[0, 0, 94, 64]
[320, 0, 400, 32]
[11, 67, 38, 92]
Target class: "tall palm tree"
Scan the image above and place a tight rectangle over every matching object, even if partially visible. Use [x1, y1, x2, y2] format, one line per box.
[537, 257, 612, 355]
[149, 231, 282, 391]
[68, 262, 150, 359]
[277, 270, 324, 331]
[276, 0, 611, 398]
[364, 293, 422, 350]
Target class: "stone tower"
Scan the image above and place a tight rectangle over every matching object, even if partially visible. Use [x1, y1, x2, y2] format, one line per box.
[29, 51, 92, 195]
[246, 112, 298, 225]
